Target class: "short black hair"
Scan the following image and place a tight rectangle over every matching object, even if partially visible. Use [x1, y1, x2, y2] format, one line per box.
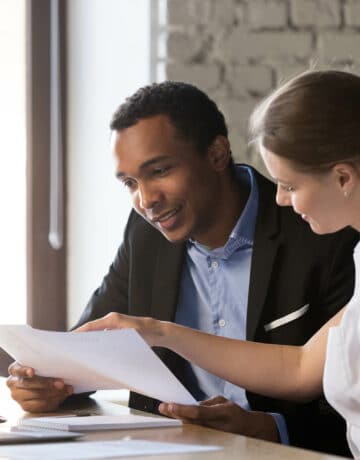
[110, 81, 228, 154]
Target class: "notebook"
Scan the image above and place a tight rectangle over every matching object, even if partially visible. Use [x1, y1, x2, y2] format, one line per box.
[19, 415, 182, 432]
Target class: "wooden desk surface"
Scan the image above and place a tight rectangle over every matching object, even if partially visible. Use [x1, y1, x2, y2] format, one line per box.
[0, 383, 347, 460]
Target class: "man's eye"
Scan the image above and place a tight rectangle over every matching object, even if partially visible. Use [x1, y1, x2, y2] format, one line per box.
[153, 166, 170, 176]
[123, 179, 135, 188]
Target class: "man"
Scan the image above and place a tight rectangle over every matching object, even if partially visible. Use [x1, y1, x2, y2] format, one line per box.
[7, 82, 357, 456]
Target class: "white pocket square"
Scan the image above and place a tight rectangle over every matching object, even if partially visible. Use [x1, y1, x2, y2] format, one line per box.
[264, 303, 310, 332]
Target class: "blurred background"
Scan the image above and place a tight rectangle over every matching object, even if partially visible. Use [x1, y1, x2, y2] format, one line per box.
[0, 0, 359, 370]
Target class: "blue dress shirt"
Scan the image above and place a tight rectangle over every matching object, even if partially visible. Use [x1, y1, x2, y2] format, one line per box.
[175, 164, 289, 444]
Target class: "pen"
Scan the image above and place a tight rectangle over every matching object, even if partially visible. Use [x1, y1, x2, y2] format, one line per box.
[53, 412, 95, 418]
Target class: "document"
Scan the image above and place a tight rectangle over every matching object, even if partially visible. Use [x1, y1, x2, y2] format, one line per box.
[19, 414, 182, 431]
[0, 439, 222, 459]
[0, 325, 197, 405]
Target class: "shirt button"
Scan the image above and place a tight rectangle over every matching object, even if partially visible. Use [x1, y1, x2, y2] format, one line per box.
[218, 318, 226, 327]
[211, 261, 219, 269]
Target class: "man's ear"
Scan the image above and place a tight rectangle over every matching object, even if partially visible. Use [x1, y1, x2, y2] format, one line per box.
[207, 136, 231, 171]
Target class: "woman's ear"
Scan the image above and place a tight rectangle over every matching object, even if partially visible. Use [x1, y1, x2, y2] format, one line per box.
[207, 136, 232, 171]
[332, 162, 359, 196]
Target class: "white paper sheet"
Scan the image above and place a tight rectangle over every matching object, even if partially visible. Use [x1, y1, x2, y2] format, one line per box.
[0, 325, 197, 405]
[0, 439, 222, 460]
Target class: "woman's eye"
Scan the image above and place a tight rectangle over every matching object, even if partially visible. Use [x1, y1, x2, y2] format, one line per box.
[280, 184, 294, 192]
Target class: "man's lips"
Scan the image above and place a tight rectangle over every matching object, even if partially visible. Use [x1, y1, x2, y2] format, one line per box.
[151, 206, 181, 224]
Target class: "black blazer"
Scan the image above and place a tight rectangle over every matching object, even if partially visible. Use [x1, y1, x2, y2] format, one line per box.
[77, 167, 358, 456]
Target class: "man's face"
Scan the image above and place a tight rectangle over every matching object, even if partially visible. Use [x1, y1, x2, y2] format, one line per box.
[111, 115, 225, 244]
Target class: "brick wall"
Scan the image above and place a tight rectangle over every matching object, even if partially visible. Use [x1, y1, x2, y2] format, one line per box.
[163, 0, 360, 172]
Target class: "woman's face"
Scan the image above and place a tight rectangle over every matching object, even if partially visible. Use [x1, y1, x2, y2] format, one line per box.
[261, 146, 352, 235]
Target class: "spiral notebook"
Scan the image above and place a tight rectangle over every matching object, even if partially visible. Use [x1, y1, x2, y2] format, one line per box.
[19, 415, 182, 432]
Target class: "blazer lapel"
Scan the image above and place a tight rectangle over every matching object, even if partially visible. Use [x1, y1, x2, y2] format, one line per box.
[150, 239, 188, 383]
[246, 172, 281, 341]
[150, 239, 185, 321]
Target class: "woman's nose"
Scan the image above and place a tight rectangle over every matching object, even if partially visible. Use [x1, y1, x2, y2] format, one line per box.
[276, 186, 290, 207]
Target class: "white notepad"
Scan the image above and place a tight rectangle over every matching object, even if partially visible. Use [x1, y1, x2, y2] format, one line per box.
[19, 415, 182, 432]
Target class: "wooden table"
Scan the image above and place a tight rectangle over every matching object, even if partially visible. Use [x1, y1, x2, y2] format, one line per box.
[0, 382, 348, 460]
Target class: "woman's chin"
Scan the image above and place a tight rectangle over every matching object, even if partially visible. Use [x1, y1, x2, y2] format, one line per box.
[309, 220, 344, 235]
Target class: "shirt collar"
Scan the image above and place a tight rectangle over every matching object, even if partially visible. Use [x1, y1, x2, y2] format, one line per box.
[189, 165, 259, 259]
[230, 165, 258, 246]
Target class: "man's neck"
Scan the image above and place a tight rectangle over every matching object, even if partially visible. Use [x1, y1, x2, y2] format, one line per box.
[195, 177, 249, 249]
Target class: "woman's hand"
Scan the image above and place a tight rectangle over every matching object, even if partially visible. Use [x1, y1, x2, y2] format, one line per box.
[75, 312, 169, 347]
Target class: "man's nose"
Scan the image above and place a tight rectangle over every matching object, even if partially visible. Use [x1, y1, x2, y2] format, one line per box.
[138, 183, 160, 210]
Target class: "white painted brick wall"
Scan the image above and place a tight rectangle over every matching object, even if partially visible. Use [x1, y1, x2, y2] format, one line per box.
[167, 63, 221, 91]
[290, 0, 341, 28]
[167, 0, 213, 26]
[318, 33, 360, 61]
[221, 31, 313, 61]
[161, 0, 360, 170]
[344, 0, 360, 26]
[248, 1, 288, 29]
[167, 32, 206, 61]
[210, 0, 238, 27]
[228, 65, 273, 96]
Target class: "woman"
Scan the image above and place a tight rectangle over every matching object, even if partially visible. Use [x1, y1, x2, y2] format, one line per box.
[77, 70, 360, 457]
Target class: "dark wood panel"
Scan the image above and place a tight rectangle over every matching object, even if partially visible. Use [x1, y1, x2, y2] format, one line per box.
[26, 0, 67, 332]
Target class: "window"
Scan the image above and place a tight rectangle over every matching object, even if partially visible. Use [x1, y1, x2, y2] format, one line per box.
[0, 0, 27, 324]
[66, 0, 151, 327]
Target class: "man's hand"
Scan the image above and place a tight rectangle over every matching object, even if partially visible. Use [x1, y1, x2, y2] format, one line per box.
[159, 396, 280, 443]
[6, 362, 73, 413]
